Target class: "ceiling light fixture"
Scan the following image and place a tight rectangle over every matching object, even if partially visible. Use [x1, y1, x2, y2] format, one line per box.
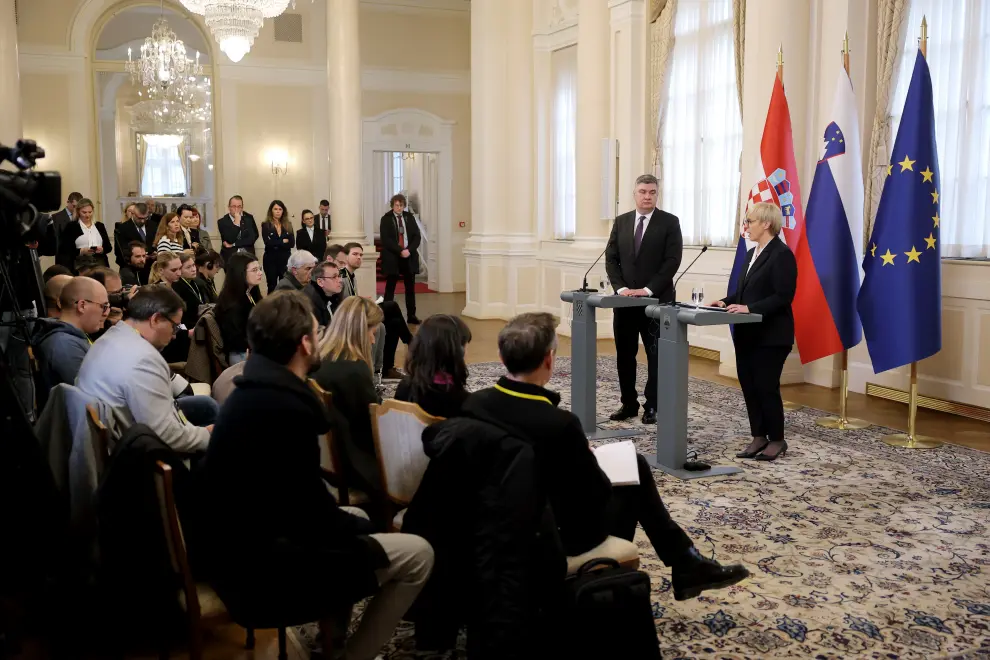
[178, 0, 303, 62]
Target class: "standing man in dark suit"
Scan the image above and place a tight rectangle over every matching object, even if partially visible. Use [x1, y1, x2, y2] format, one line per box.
[296, 209, 327, 262]
[379, 193, 422, 324]
[605, 174, 683, 424]
[217, 195, 259, 265]
[49, 191, 83, 257]
[114, 202, 157, 269]
[316, 199, 332, 237]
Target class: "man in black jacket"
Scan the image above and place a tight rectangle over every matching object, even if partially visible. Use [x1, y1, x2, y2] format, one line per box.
[118, 241, 149, 287]
[114, 202, 158, 269]
[379, 194, 422, 324]
[216, 195, 259, 265]
[304, 260, 343, 328]
[605, 173, 684, 424]
[201, 290, 433, 657]
[464, 312, 748, 601]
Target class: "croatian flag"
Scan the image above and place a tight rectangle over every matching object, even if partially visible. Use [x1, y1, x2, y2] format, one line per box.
[804, 69, 864, 354]
[728, 72, 838, 363]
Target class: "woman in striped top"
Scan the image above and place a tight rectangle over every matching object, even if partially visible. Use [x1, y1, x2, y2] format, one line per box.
[154, 212, 188, 254]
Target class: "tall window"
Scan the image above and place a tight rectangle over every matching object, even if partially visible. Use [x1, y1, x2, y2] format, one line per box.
[890, 0, 990, 258]
[140, 135, 188, 197]
[552, 45, 577, 239]
[659, 0, 742, 246]
[391, 151, 405, 196]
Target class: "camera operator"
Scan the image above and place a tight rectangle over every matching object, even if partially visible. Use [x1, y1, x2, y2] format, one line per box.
[87, 267, 136, 340]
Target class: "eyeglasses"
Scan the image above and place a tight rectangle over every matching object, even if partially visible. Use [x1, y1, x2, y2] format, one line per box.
[161, 315, 181, 336]
[80, 299, 110, 312]
[318, 274, 340, 281]
[246, 266, 262, 274]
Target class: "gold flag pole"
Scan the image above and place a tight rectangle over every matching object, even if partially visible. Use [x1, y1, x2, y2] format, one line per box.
[817, 32, 870, 430]
[776, 44, 804, 413]
[881, 17, 941, 450]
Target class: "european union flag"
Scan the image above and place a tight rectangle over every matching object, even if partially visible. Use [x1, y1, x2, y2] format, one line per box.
[856, 50, 941, 373]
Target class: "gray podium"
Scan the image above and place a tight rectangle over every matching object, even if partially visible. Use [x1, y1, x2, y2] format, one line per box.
[560, 290, 658, 440]
[644, 304, 762, 480]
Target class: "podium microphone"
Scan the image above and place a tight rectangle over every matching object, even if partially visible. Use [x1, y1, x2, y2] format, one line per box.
[671, 245, 708, 303]
[579, 245, 609, 292]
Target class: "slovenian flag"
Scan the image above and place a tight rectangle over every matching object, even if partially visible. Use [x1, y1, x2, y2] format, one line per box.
[804, 69, 864, 354]
[728, 71, 839, 363]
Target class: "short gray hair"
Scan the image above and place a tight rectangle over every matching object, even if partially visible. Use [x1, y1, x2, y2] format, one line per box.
[288, 250, 318, 270]
[635, 174, 659, 188]
[746, 202, 783, 236]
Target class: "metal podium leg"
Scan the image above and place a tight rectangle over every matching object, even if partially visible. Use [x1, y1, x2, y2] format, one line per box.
[644, 314, 743, 479]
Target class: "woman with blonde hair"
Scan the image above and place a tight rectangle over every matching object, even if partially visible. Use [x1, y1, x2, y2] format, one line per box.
[148, 250, 182, 286]
[57, 197, 112, 271]
[148, 251, 194, 362]
[313, 296, 386, 517]
[154, 212, 188, 254]
[713, 201, 797, 462]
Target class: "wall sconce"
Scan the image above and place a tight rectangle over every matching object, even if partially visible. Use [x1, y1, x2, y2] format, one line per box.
[268, 149, 289, 177]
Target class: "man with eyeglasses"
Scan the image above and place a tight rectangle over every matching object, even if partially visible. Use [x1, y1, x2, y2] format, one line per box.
[114, 202, 159, 270]
[305, 260, 343, 327]
[33, 277, 109, 410]
[77, 286, 215, 454]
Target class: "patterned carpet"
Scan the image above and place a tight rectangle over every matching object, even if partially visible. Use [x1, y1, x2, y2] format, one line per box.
[299, 357, 990, 659]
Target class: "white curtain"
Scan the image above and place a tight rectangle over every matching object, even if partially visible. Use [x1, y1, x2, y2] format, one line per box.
[140, 139, 188, 197]
[551, 45, 578, 239]
[660, 0, 742, 247]
[889, 0, 990, 258]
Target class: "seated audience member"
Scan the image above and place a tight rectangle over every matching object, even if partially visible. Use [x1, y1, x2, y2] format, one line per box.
[333, 242, 413, 381]
[43, 264, 72, 282]
[305, 260, 343, 328]
[43, 273, 74, 318]
[312, 296, 385, 506]
[214, 252, 263, 365]
[77, 286, 215, 453]
[194, 249, 221, 303]
[154, 212, 188, 255]
[149, 251, 190, 363]
[34, 277, 108, 407]
[201, 291, 433, 658]
[395, 315, 472, 419]
[274, 250, 317, 292]
[211, 358, 246, 405]
[118, 241, 149, 287]
[74, 253, 103, 277]
[465, 312, 750, 600]
[175, 253, 206, 334]
[86, 267, 129, 340]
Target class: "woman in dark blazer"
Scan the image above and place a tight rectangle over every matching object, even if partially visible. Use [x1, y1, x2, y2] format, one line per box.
[713, 202, 797, 462]
[215, 252, 264, 365]
[57, 198, 112, 272]
[260, 200, 294, 293]
[295, 209, 327, 261]
[312, 297, 386, 521]
[394, 314, 473, 420]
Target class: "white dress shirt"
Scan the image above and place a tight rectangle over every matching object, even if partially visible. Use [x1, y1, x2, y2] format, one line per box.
[747, 242, 766, 275]
[74, 220, 101, 250]
[306, 226, 315, 241]
[616, 208, 657, 296]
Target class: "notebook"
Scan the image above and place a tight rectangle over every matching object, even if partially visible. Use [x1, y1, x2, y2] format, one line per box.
[593, 440, 640, 486]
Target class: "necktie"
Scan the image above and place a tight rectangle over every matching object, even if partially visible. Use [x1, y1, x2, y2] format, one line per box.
[396, 215, 406, 249]
[634, 215, 646, 256]
[138, 225, 146, 240]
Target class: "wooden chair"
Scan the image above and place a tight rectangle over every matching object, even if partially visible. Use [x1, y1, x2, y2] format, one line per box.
[152, 461, 234, 660]
[369, 399, 443, 531]
[565, 536, 640, 574]
[85, 404, 110, 476]
[308, 379, 360, 506]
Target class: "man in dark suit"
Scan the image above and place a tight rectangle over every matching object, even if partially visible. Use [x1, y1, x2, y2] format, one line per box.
[296, 209, 327, 261]
[114, 202, 158, 268]
[217, 195, 259, 265]
[379, 194, 422, 324]
[604, 173, 683, 425]
[49, 191, 83, 256]
[316, 199, 332, 237]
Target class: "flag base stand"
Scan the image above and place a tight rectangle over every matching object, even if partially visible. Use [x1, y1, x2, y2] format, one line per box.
[881, 361, 943, 450]
[881, 432, 942, 449]
[817, 415, 871, 430]
[782, 400, 804, 412]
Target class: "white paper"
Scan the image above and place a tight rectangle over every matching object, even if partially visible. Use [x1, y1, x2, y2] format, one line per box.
[593, 440, 640, 486]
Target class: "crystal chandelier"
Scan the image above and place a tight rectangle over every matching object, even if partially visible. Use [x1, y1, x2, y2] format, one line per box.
[178, 0, 297, 62]
[125, 10, 203, 93]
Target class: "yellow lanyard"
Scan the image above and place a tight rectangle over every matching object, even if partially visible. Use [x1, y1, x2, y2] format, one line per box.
[493, 383, 552, 406]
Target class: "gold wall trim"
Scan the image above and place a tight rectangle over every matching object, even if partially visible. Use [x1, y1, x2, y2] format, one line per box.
[689, 346, 720, 362]
[865, 383, 990, 423]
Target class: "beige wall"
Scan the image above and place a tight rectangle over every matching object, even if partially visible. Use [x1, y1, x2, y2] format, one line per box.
[15, 0, 77, 47]
[20, 72, 84, 192]
[359, 9, 471, 72]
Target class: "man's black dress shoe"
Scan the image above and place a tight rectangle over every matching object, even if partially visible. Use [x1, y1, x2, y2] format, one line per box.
[672, 548, 750, 601]
[609, 406, 639, 421]
[642, 408, 657, 425]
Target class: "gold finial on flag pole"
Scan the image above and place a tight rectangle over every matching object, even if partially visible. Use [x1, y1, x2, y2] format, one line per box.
[920, 16, 928, 58]
[842, 31, 850, 76]
[777, 43, 784, 81]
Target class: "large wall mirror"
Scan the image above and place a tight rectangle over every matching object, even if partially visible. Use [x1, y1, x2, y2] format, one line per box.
[94, 4, 215, 235]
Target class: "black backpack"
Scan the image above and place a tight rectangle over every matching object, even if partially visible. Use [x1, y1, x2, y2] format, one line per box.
[556, 558, 662, 659]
